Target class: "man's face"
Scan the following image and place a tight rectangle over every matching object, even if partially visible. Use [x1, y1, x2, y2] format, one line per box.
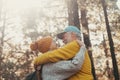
[62, 32, 73, 44]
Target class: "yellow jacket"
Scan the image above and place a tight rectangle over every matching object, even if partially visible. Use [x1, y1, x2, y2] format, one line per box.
[34, 40, 93, 80]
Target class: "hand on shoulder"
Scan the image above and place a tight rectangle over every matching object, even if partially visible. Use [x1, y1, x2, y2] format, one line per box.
[76, 40, 85, 47]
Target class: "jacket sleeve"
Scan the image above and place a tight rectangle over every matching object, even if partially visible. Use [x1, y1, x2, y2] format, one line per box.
[34, 41, 80, 65]
[49, 46, 86, 79]
[42, 46, 86, 79]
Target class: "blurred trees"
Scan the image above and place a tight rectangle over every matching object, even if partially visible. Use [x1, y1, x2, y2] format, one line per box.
[67, 0, 80, 28]
[0, 0, 119, 80]
[20, 8, 40, 40]
[79, 0, 97, 79]
[101, 0, 119, 79]
[67, 0, 120, 79]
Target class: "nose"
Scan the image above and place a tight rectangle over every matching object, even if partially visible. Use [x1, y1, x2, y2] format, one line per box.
[62, 38, 67, 44]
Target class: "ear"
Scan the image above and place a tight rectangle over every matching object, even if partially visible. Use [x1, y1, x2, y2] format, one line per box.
[69, 32, 76, 40]
[71, 32, 76, 37]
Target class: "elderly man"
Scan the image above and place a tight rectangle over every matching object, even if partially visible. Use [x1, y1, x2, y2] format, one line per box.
[34, 26, 93, 80]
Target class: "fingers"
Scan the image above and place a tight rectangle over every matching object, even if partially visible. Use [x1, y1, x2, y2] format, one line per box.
[34, 64, 41, 70]
[76, 40, 85, 46]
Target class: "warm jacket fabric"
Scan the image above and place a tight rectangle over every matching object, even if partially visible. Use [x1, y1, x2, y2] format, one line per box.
[42, 46, 86, 80]
[68, 51, 93, 80]
[34, 40, 93, 80]
[34, 40, 80, 65]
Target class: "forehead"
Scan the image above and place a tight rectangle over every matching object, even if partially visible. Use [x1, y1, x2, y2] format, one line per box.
[63, 32, 71, 36]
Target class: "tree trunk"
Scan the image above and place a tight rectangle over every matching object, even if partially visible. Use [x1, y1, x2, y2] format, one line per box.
[101, 0, 119, 80]
[67, 0, 80, 29]
[81, 6, 97, 80]
[67, 0, 96, 79]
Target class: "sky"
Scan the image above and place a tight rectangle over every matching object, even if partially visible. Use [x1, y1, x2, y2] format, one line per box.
[4, 0, 55, 10]
[3, 0, 120, 9]
[1, 0, 56, 44]
[1, 0, 120, 45]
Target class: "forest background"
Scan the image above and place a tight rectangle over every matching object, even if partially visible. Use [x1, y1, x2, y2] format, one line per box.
[0, 0, 120, 80]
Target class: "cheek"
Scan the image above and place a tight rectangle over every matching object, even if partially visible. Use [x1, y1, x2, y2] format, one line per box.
[50, 43, 57, 50]
[51, 46, 57, 50]
[67, 36, 73, 42]
[64, 35, 68, 40]
[67, 35, 71, 40]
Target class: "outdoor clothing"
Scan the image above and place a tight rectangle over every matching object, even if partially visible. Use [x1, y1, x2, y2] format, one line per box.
[68, 51, 93, 80]
[25, 71, 41, 80]
[25, 46, 85, 80]
[34, 40, 93, 80]
[42, 46, 86, 80]
[34, 40, 80, 65]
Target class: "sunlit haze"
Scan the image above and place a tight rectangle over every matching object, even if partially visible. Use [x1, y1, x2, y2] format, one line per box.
[4, 0, 47, 10]
[2, 0, 60, 45]
[1, 0, 120, 45]
[117, 0, 120, 9]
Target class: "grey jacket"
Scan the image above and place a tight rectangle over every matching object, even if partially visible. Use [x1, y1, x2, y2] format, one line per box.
[42, 46, 86, 80]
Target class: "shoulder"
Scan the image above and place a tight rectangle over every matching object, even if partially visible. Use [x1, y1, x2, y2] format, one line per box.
[63, 40, 79, 48]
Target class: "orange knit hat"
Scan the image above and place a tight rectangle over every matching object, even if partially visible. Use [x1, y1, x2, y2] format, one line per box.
[30, 36, 52, 53]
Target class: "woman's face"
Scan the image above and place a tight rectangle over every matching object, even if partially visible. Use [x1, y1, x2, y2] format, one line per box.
[49, 40, 57, 50]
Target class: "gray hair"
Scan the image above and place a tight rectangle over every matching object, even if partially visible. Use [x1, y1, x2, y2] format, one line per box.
[67, 32, 82, 40]
[75, 32, 82, 40]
